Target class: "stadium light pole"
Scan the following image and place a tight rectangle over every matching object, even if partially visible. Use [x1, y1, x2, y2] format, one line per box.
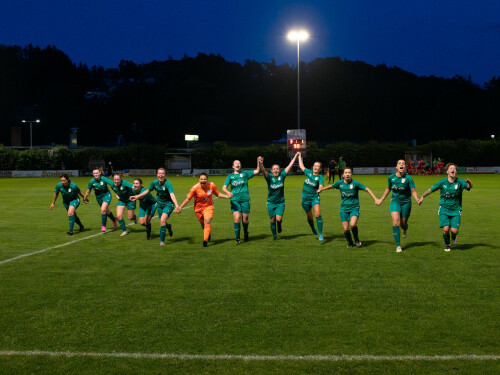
[21, 119, 41, 148]
[287, 30, 309, 130]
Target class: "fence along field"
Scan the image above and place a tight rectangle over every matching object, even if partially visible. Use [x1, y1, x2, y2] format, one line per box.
[0, 174, 498, 374]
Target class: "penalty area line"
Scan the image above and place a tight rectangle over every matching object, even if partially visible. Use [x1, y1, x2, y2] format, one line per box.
[0, 350, 498, 362]
[0, 199, 206, 266]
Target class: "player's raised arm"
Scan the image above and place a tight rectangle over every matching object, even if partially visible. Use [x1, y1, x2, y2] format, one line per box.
[130, 188, 150, 202]
[298, 152, 306, 172]
[259, 158, 268, 179]
[465, 178, 473, 190]
[284, 152, 299, 174]
[364, 186, 380, 204]
[317, 184, 332, 194]
[254, 156, 262, 175]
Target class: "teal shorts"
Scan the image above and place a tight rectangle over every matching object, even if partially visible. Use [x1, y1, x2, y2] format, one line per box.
[340, 209, 359, 222]
[63, 198, 80, 211]
[139, 203, 157, 218]
[117, 199, 136, 210]
[230, 200, 250, 214]
[267, 202, 285, 218]
[157, 202, 174, 217]
[390, 200, 412, 219]
[301, 196, 320, 212]
[96, 192, 112, 206]
[438, 213, 461, 229]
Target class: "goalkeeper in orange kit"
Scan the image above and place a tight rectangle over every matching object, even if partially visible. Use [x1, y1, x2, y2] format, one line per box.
[176, 172, 230, 247]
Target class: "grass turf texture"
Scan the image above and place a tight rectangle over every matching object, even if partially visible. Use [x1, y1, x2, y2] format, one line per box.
[0, 174, 498, 374]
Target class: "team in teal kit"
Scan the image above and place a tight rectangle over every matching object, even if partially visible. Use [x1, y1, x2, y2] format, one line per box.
[259, 152, 299, 240]
[419, 163, 473, 251]
[83, 168, 118, 232]
[50, 173, 86, 235]
[130, 167, 179, 246]
[101, 173, 137, 236]
[222, 158, 260, 244]
[297, 153, 325, 241]
[378, 159, 421, 253]
[318, 167, 379, 247]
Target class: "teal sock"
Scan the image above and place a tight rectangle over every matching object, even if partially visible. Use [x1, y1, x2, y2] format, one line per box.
[316, 216, 323, 235]
[131, 214, 137, 222]
[160, 225, 167, 241]
[351, 226, 359, 241]
[392, 226, 401, 246]
[344, 230, 353, 244]
[242, 222, 249, 234]
[101, 214, 107, 226]
[307, 219, 317, 234]
[234, 223, 241, 240]
[108, 212, 116, 221]
[68, 215, 75, 231]
[451, 233, 457, 241]
[270, 222, 277, 237]
[443, 233, 451, 245]
[118, 219, 127, 231]
[146, 224, 151, 236]
[166, 223, 171, 230]
[74, 215, 82, 227]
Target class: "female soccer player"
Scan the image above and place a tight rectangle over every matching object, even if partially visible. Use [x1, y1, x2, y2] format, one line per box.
[377, 159, 421, 253]
[130, 167, 179, 246]
[83, 168, 118, 232]
[259, 152, 299, 240]
[101, 173, 137, 236]
[222, 158, 261, 245]
[418, 163, 473, 251]
[318, 167, 379, 247]
[50, 174, 86, 235]
[297, 153, 325, 241]
[176, 172, 230, 247]
[132, 178, 157, 240]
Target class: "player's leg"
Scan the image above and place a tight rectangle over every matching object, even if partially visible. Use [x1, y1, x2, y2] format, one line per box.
[241, 201, 250, 241]
[391, 210, 402, 252]
[439, 214, 452, 251]
[341, 217, 353, 247]
[202, 208, 214, 247]
[66, 204, 76, 234]
[116, 203, 128, 234]
[275, 204, 285, 233]
[450, 214, 461, 246]
[302, 198, 317, 235]
[127, 200, 137, 224]
[231, 201, 242, 244]
[350, 214, 361, 247]
[313, 202, 324, 241]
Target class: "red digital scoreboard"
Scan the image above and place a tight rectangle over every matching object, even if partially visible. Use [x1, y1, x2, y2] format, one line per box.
[286, 129, 306, 157]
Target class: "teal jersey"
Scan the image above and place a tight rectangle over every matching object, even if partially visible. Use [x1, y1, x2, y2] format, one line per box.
[388, 173, 415, 204]
[135, 186, 156, 210]
[430, 178, 470, 214]
[265, 170, 287, 204]
[302, 169, 324, 200]
[87, 177, 110, 198]
[331, 179, 366, 211]
[148, 178, 174, 205]
[101, 176, 135, 201]
[224, 170, 255, 203]
[54, 182, 80, 204]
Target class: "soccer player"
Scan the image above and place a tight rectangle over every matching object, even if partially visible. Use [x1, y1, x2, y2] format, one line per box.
[101, 173, 137, 236]
[176, 172, 230, 247]
[377, 159, 421, 253]
[259, 152, 299, 240]
[418, 163, 473, 251]
[83, 168, 118, 232]
[327, 158, 337, 184]
[50, 173, 86, 235]
[337, 156, 346, 180]
[132, 178, 157, 240]
[318, 167, 379, 248]
[222, 158, 261, 245]
[130, 167, 179, 246]
[297, 153, 325, 241]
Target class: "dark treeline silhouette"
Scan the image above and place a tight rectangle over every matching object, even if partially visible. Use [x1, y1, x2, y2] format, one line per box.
[1, 44, 499, 147]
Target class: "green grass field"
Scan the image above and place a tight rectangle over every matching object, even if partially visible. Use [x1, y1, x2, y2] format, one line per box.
[0, 174, 498, 374]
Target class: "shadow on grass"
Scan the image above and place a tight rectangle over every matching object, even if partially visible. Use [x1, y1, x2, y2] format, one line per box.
[454, 243, 495, 251]
[357, 239, 394, 247]
[403, 241, 437, 250]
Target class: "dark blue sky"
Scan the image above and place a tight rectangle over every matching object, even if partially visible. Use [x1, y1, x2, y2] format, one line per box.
[2, 0, 499, 84]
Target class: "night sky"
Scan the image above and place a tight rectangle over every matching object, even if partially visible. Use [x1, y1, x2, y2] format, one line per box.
[2, 0, 499, 84]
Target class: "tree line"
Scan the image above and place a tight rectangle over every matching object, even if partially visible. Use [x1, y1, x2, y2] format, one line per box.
[0, 44, 499, 147]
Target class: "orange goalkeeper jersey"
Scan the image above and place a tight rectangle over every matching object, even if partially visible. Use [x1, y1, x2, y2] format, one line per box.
[187, 182, 220, 213]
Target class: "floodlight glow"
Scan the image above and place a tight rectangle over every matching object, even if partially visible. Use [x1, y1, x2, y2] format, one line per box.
[287, 30, 309, 41]
[185, 134, 199, 141]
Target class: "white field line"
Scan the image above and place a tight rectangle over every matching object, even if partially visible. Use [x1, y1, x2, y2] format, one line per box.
[0, 197, 215, 266]
[0, 350, 498, 362]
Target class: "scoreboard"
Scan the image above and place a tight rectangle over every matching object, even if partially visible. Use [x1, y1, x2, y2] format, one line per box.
[287, 129, 306, 157]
